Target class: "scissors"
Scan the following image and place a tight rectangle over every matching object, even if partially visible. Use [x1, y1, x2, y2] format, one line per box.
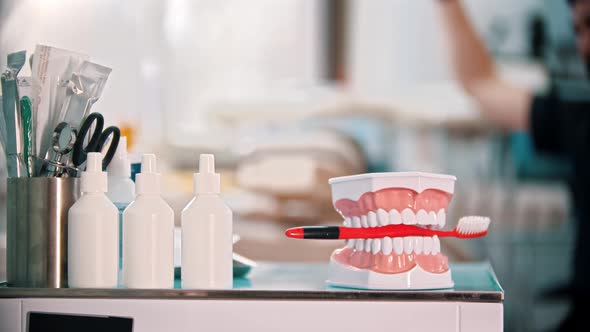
[72, 112, 120, 170]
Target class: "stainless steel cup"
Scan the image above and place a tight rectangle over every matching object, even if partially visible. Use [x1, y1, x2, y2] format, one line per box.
[7, 177, 80, 288]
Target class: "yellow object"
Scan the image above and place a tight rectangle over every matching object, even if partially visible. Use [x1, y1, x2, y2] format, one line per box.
[119, 123, 135, 151]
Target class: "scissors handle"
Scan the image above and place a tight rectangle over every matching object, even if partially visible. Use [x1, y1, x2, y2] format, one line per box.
[96, 126, 120, 170]
[73, 112, 121, 170]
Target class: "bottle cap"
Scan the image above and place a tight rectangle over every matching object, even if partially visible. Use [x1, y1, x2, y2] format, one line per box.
[194, 154, 220, 194]
[81, 152, 108, 193]
[136, 154, 161, 194]
[106, 136, 131, 178]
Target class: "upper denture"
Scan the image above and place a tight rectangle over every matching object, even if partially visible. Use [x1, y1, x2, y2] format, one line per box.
[334, 188, 452, 218]
[374, 188, 415, 211]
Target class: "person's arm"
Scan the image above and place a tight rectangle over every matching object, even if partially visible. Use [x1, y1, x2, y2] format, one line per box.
[437, 0, 532, 131]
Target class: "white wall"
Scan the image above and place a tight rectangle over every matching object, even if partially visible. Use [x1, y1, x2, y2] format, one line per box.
[0, 0, 326, 151]
[0, 0, 168, 151]
[160, 0, 326, 147]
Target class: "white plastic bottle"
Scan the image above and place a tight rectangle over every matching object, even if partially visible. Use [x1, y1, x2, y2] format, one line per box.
[106, 136, 135, 272]
[181, 154, 233, 289]
[106, 136, 135, 207]
[68, 152, 119, 288]
[122, 154, 174, 288]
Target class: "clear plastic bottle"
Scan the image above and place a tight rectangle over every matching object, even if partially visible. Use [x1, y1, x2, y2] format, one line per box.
[122, 154, 174, 288]
[181, 154, 233, 289]
[106, 136, 135, 272]
[68, 152, 119, 288]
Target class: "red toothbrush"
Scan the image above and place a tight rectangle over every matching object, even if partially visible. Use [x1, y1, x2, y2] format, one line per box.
[285, 216, 490, 240]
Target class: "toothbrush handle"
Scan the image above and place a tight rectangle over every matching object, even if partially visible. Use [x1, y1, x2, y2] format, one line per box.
[339, 225, 487, 239]
[286, 225, 457, 239]
[285, 226, 340, 239]
[285, 225, 487, 240]
[339, 224, 453, 239]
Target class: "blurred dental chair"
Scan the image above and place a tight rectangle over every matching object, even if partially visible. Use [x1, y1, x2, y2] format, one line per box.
[230, 127, 367, 225]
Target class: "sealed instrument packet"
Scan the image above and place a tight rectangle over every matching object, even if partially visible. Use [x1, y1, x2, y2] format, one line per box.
[31, 45, 88, 167]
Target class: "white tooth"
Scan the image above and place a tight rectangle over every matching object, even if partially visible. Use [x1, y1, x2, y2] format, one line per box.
[371, 239, 381, 254]
[352, 217, 361, 228]
[364, 238, 372, 252]
[343, 217, 351, 227]
[403, 237, 414, 254]
[432, 235, 440, 254]
[355, 239, 364, 251]
[368, 211, 378, 227]
[346, 239, 356, 248]
[381, 237, 393, 255]
[414, 236, 423, 254]
[423, 236, 433, 255]
[377, 209, 389, 226]
[417, 210, 429, 225]
[437, 209, 446, 227]
[389, 209, 402, 225]
[361, 215, 368, 228]
[429, 211, 437, 226]
[402, 208, 416, 225]
[393, 237, 403, 255]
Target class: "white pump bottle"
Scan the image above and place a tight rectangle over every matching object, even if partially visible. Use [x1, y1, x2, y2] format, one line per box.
[181, 154, 233, 289]
[68, 152, 119, 288]
[122, 154, 174, 288]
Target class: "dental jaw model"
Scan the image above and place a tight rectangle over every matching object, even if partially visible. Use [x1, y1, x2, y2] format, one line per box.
[329, 172, 454, 290]
[286, 172, 490, 290]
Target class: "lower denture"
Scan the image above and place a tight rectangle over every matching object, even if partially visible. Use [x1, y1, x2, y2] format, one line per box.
[349, 249, 372, 269]
[372, 252, 448, 274]
[331, 247, 354, 266]
[372, 252, 416, 273]
[334, 246, 449, 274]
[373, 252, 449, 274]
[414, 253, 449, 273]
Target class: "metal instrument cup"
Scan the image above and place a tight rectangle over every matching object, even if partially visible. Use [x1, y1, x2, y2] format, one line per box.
[7, 177, 80, 287]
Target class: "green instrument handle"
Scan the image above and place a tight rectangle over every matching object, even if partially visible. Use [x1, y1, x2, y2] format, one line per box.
[19, 96, 33, 177]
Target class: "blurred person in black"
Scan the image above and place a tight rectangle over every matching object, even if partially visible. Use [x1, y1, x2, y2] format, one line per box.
[435, 0, 590, 330]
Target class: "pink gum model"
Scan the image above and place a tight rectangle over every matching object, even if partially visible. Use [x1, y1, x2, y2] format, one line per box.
[326, 172, 457, 290]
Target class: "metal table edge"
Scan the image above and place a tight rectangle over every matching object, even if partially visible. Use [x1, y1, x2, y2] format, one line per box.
[0, 287, 503, 303]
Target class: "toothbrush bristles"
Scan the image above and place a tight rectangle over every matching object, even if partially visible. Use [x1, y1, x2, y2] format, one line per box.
[456, 216, 490, 235]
